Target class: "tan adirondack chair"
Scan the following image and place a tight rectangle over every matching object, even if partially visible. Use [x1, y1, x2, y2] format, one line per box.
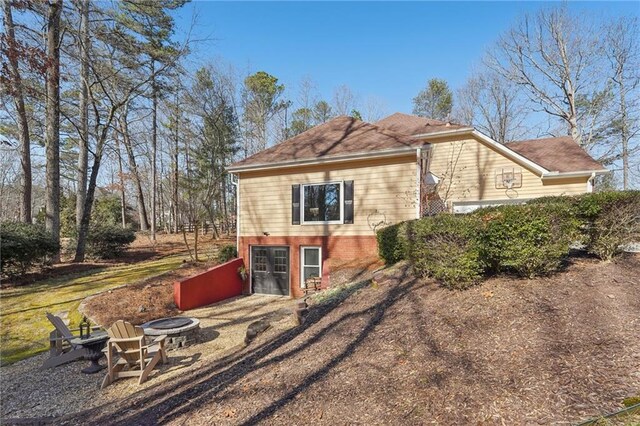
[42, 312, 102, 369]
[101, 320, 168, 389]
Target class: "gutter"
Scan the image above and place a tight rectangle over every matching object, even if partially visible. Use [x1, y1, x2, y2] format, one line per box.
[411, 127, 475, 139]
[227, 146, 423, 173]
[541, 169, 609, 180]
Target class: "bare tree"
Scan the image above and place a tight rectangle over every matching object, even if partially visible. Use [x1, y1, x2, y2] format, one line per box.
[486, 5, 601, 146]
[436, 142, 470, 208]
[1, 0, 33, 223]
[605, 17, 640, 189]
[456, 70, 527, 143]
[332, 84, 358, 116]
[297, 76, 318, 114]
[362, 95, 388, 122]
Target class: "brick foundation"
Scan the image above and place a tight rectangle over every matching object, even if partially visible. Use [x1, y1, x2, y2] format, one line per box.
[239, 235, 378, 298]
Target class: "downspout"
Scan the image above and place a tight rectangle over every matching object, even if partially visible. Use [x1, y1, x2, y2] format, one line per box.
[416, 148, 421, 219]
[230, 173, 240, 251]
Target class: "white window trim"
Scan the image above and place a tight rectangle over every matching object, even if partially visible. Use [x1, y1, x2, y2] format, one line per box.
[300, 246, 322, 288]
[300, 181, 344, 225]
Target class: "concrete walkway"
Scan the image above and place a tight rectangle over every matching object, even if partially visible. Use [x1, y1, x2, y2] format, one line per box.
[1, 294, 297, 420]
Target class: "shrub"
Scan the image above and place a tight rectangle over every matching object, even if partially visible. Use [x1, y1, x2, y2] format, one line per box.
[86, 224, 136, 259]
[577, 191, 640, 260]
[409, 215, 484, 289]
[376, 223, 407, 265]
[1, 222, 60, 276]
[475, 203, 579, 278]
[217, 244, 238, 263]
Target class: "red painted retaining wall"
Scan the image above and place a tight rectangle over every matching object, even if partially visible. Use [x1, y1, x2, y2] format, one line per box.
[173, 258, 245, 311]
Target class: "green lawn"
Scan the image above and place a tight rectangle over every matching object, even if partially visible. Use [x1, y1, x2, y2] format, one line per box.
[0, 255, 185, 365]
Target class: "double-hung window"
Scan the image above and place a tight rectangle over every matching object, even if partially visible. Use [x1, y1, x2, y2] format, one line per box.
[301, 246, 322, 287]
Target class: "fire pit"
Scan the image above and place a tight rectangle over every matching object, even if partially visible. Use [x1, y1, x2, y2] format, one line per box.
[141, 317, 200, 350]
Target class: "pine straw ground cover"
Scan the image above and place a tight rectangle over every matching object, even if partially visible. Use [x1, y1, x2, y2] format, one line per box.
[46, 253, 640, 426]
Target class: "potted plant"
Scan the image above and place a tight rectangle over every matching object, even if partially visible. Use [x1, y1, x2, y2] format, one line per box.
[237, 265, 248, 282]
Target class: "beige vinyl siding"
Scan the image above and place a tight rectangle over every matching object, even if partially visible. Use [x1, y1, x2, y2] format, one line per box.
[428, 136, 589, 204]
[239, 155, 418, 237]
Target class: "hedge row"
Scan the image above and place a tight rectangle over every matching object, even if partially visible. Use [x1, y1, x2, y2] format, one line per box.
[0, 222, 137, 277]
[527, 191, 640, 260]
[377, 190, 639, 289]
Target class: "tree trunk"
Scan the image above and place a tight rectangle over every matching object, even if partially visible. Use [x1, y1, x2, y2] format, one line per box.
[120, 113, 150, 230]
[76, 0, 90, 231]
[151, 63, 157, 241]
[74, 122, 109, 262]
[181, 225, 194, 261]
[194, 221, 199, 262]
[173, 146, 179, 233]
[618, 79, 629, 190]
[222, 177, 228, 234]
[2, 0, 32, 223]
[568, 116, 582, 146]
[115, 133, 126, 228]
[173, 92, 179, 234]
[159, 143, 166, 233]
[45, 0, 62, 261]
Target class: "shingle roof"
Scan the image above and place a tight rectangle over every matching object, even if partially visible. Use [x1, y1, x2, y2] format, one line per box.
[377, 114, 604, 173]
[375, 112, 469, 135]
[506, 136, 606, 173]
[229, 112, 605, 175]
[229, 116, 421, 169]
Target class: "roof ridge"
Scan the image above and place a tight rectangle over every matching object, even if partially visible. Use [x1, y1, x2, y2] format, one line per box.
[507, 135, 576, 145]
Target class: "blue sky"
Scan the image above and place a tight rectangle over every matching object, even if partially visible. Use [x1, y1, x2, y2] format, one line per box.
[176, 1, 638, 115]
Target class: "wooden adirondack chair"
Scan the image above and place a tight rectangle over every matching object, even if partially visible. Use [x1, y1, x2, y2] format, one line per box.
[101, 320, 168, 389]
[41, 312, 102, 370]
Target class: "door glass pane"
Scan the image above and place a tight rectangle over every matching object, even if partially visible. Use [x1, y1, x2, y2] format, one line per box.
[254, 248, 267, 272]
[304, 248, 320, 266]
[274, 249, 287, 273]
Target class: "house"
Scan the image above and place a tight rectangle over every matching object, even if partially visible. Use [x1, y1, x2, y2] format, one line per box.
[227, 113, 607, 298]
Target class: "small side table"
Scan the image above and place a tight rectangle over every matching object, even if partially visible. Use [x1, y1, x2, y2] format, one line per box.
[70, 331, 109, 374]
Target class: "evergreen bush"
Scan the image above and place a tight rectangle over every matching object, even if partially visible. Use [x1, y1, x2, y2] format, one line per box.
[217, 244, 238, 263]
[86, 224, 136, 259]
[376, 223, 406, 265]
[0, 222, 60, 276]
[409, 215, 484, 289]
[577, 191, 640, 260]
[474, 203, 579, 278]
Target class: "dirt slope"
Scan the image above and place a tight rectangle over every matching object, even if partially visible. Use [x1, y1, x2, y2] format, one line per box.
[55, 254, 639, 425]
